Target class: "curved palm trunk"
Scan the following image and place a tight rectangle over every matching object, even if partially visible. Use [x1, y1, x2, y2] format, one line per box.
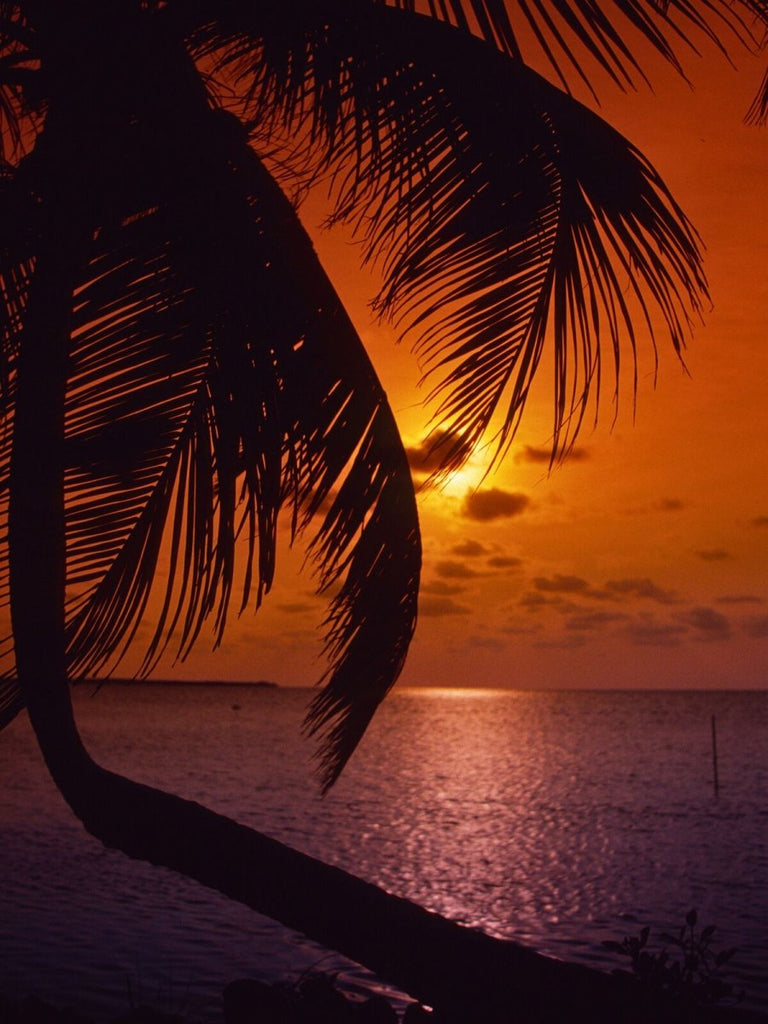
[5, 244, 647, 1024]
[6, 209, 637, 1024]
[6, 11, 644, 1023]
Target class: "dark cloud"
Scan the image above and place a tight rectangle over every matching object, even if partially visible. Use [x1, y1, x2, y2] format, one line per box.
[405, 428, 474, 478]
[467, 635, 506, 650]
[533, 574, 589, 594]
[519, 591, 554, 610]
[534, 635, 586, 650]
[679, 606, 732, 640]
[606, 578, 678, 604]
[451, 540, 488, 557]
[422, 580, 466, 596]
[435, 559, 480, 580]
[563, 610, 629, 632]
[751, 515, 768, 528]
[655, 498, 685, 512]
[519, 591, 581, 613]
[462, 488, 530, 521]
[277, 602, 313, 614]
[501, 620, 543, 636]
[419, 596, 471, 617]
[716, 594, 763, 605]
[623, 618, 686, 647]
[487, 555, 523, 570]
[696, 549, 731, 561]
[515, 444, 589, 464]
[744, 615, 768, 638]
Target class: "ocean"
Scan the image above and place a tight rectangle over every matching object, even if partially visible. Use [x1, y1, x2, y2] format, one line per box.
[1, 685, 766, 1021]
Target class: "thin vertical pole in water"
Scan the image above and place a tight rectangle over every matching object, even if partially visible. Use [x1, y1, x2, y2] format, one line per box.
[711, 714, 720, 798]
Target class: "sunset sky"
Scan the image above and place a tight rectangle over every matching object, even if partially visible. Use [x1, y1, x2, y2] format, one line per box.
[151, 35, 767, 693]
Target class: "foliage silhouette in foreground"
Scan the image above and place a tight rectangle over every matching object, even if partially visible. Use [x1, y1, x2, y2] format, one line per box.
[603, 909, 743, 1008]
[0, 1, 766, 1017]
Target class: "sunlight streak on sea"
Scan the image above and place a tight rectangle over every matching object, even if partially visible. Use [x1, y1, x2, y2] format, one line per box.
[1, 685, 766, 1021]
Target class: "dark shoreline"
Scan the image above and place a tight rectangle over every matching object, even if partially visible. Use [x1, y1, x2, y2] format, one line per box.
[4, 971, 768, 1024]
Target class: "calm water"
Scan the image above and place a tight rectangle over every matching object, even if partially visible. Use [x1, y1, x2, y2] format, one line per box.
[1, 685, 766, 1021]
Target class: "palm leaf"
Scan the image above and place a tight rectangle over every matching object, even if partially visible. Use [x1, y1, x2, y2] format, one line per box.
[178, 0, 767, 113]
[0, 155, 35, 726]
[746, 65, 768, 124]
[0, 5, 40, 161]
[349, 37, 708, 463]
[0, 82, 420, 786]
[189, 5, 706, 467]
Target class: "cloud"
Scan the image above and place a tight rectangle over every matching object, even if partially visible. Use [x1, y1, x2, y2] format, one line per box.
[606, 578, 678, 604]
[563, 610, 630, 632]
[519, 591, 557, 610]
[716, 594, 763, 605]
[696, 549, 731, 561]
[534, 635, 586, 650]
[418, 596, 471, 617]
[519, 591, 581, 613]
[533, 574, 590, 594]
[277, 602, 313, 614]
[462, 488, 530, 521]
[515, 444, 589, 464]
[421, 580, 466, 596]
[450, 540, 488, 557]
[623, 618, 686, 647]
[487, 555, 523, 570]
[435, 559, 480, 580]
[744, 615, 768, 638]
[467, 635, 506, 650]
[501, 619, 544, 636]
[405, 428, 474, 478]
[751, 515, 768, 528]
[655, 498, 685, 512]
[679, 606, 732, 640]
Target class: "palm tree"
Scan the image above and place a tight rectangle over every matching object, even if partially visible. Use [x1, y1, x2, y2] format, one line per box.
[0, 1, 765, 1017]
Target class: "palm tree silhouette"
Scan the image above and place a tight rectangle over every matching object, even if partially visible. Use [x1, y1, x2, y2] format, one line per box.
[1, 2, 765, 1017]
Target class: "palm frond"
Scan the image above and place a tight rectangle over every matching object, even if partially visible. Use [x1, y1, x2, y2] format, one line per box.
[746, 65, 768, 124]
[352, 40, 707, 462]
[206, 7, 705, 467]
[0, 158, 35, 721]
[178, 0, 767, 115]
[234, 146, 421, 789]
[0, 5, 42, 162]
[1, 88, 420, 786]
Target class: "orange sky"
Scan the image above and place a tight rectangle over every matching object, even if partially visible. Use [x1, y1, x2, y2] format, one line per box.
[144, 36, 767, 692]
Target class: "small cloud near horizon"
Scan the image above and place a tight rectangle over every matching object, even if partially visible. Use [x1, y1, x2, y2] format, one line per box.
[462, 488, 530, 521]
[421, 580, 467, 596]
[419, 596, 471, 617]
[435, 559, 480, 580]
[405, 428, 474, 479]
[515, 444, 589, 464]
[622, 617, 686, 647]
[744, 615, 768, 638]
[533, 574, 589, 595]
[467, 634, 506, 650]
[678, 606, 732, 641]
[696, 549, 731, 561]
[487, 555, 523, 570]
[606, 578, 678, 605]
[563, 610, 630, 632]
[450, 539, 489, 557]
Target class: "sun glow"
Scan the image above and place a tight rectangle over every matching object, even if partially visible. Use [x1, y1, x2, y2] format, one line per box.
[438, 460, 488, 498]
